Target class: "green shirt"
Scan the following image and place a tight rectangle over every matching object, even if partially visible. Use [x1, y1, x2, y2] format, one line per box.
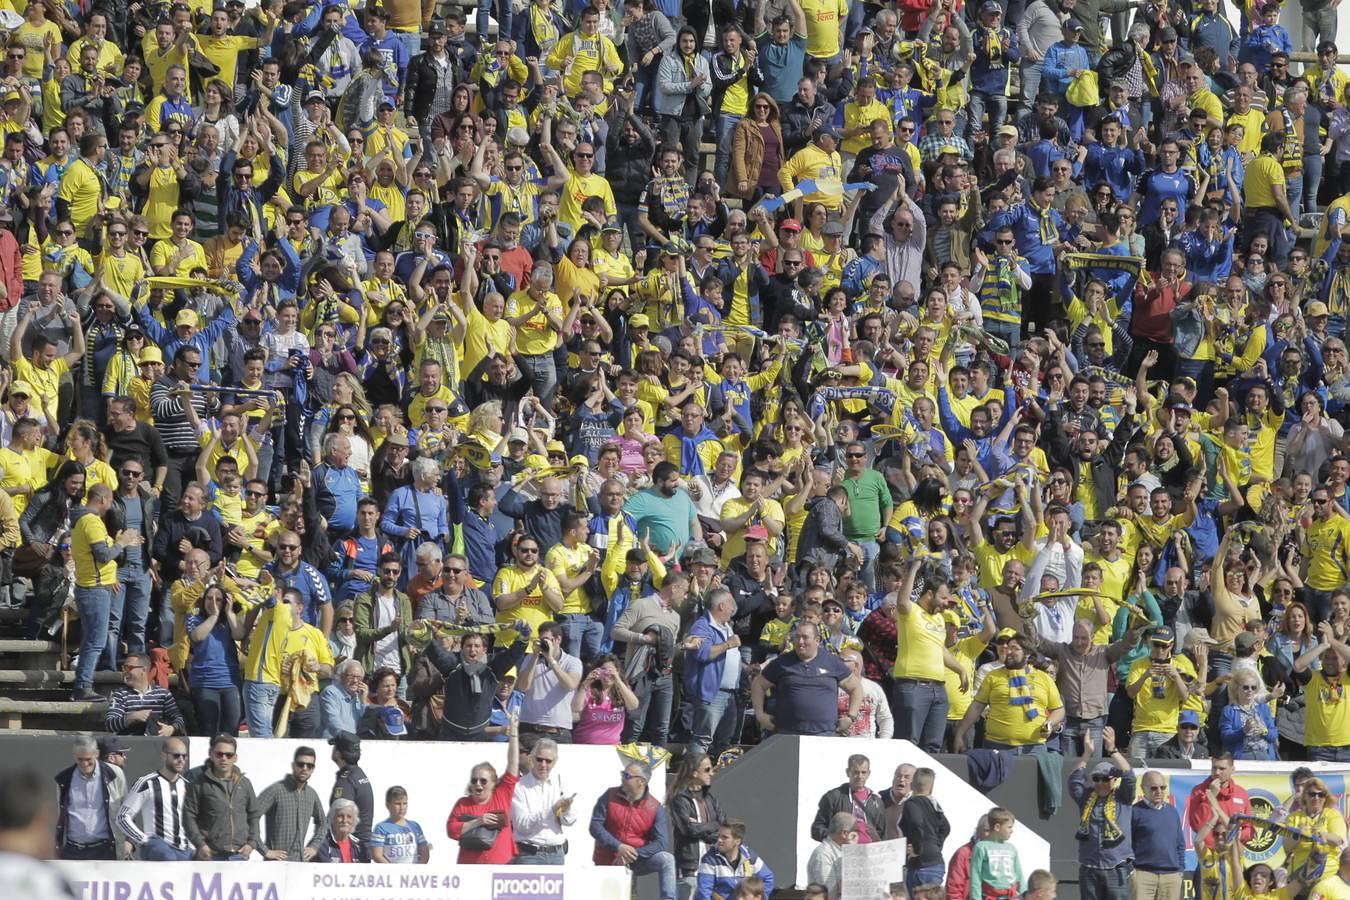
[969, 839, 1024, 900]
[841, 470, 892, 542]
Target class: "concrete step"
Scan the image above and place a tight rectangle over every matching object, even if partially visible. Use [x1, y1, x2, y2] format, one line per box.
[0, 698, 106, 731]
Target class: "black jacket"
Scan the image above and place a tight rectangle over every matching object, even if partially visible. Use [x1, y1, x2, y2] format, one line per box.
[105, 486, 157, 567]
[152, 509, 223, 576]
[313, 829, 372, 863]
[898, 794, 952, 868]
[331, 764, 375, 844]
[404, 50, 466, 123]
[796, 496, 850, 571]
[55, 761, 124, 849]
[779, 97, 836, 157]
[605, 110, 658, 206]
[423, 638, 527, 738]
[668, 788, 725, 876]
[810, 783, 886, 842]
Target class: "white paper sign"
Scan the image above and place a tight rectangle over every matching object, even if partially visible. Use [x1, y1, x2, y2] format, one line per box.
[840, 839, 907, 900]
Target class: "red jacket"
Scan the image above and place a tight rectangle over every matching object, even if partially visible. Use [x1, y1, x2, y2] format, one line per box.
[0, 228, 20, 311]
[946, 841, 975, 900]
[591, 787, 664, 865]
[1185, 776, 1253, 851]
[448, 772, 518, 864]
[1131, 279, 1191, 343]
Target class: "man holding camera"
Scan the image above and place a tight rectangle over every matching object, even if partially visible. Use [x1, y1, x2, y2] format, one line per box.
[1124, 626, 1196, 761]
[517, 621, 583, 748]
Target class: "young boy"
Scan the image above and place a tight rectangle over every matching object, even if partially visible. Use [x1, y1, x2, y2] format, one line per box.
[370, 786, 430, 864]
[968, 808, 1023, 900]
[757, 593, 798, 659]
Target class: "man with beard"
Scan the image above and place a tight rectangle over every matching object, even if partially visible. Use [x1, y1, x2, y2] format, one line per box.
[423, 621, 532, 740]
[118, 738, 193, 859]
[956, 633, 1064, 753]
[256, 746, 326, 861]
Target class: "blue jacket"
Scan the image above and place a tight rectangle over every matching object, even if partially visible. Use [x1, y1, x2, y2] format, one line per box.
[1130, 799, 1185, 873]
[1177, 227, 1235, 283]
[681, 612, 733, 704]
[695, 846, 775, 900]
[137, 304, 237, 384]
[1189, 12, 1239, 67]
[986, 202, 1065, 274]
[1042, 41, 1091, 98]
[265, 561, 333, 628]
[312, 461, 362, 532]
[1240, 24, 1291, 70]
[1219, 702, 1279, 760]
[318, 682, 365, 738]
[1084, 144, 1145, 202]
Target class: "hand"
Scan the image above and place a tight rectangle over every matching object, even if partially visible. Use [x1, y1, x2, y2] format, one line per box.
[196, 846, 215, 860]
[1101, 725, 1116, 753]
[480, 812, 506, 829]
[755, 710, 775, 732]
[156, 721, 175, 736]
[302, 847, 318, 862]
[616, 843, 640, 865]
[264, 849, 288, 861]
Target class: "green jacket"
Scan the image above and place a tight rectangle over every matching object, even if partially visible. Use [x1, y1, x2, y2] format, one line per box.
[352, 587, 417, 673]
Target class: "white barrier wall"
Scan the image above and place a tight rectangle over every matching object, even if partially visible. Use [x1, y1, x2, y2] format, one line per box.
[791, 738, 1052, 889]
[56, 861, 633, 900]
[183, 737, 666, 867]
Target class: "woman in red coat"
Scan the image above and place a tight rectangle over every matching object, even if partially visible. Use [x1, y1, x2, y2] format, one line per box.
[447, 711, 521, 863]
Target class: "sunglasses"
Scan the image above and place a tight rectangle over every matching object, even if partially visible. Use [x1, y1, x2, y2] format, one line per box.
[109, 230, 127, 237]
[121, 469, 143, 477]
[518, 547, 540, 554]
[294, 760, 315, 769]
[133, 229, 149, 236]
[280, 543, 301, 550]
[846, 452, 866, 458]
[337, 413, 356, 421]
[444, 566, 465, 574]
[574, 152, 594, 158]
[211, 750, 236, 759]
[470, 777, 491, 785]
[167, 752, 188, 759]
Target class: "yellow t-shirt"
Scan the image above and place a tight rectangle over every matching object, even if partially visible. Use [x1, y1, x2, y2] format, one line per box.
[505, 289, 564, 356]
[143, 43, 192, 102]
[80, 457, 119, 501]
[945, 634, 987, 721]
[557, 172, 616, 232]
[97, 251, 147, 300]
[150, 238, 208, 276]
[57, 158, 103, 239]
[893, 602, 946, 681]
[238, 509, 279, 580]
[1244, 155, 1287, 211]
[1284, 808, 1347, 882]
[976, 665, 1063, 746]
[973, 541, 1034, 592]
[1305, 516, 1350, 591]
[193, 34, 258, 90]
[14, 356, 68, 414]
[14, 21, 61, 79]
[71, 511, 117, 587]
[0, 445, 37, 517]
[719, 497, 785, 564]
[1304, 670, 1350, 748]
[546, 542, 594, 615]
[142, 166, 184, 239]
[800, 0, 848, 58]
[1127, 654, 1197, 734]
[460, 304, 513, 377]
[1310, 875, 1350, 900]
[492, 564, 563, 646]
[842, 99, 891, 155]
[1228, 109, 1264, 155]
[68, 36, 124, 74]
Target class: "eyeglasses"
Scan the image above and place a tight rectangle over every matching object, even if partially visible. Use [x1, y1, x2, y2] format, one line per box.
[294, 760, 315, 769]
[280, 543, 301, 550]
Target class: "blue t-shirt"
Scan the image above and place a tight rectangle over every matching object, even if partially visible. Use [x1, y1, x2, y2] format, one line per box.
[759, 649, 852, 736]
[184, 613, 241, 690]
[759, 35, 807, 103]
[623, 487, 698, 557]
[370, 818, 427, 863]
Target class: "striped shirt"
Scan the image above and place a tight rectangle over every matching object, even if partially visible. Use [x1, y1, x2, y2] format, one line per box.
[103, 685, 186, 735]
[150, 376, 212, 454]
[118, 771, 191, 851]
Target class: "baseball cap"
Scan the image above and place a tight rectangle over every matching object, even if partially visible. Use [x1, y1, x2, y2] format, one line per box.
[384, 430, 409, 447]
[1150, 626, 1176, 644]
[8, 380, 33, 398]
[1165, 400, 1194, 412]
[601, 219, 622, 233]
[778, 218, 803, 232]
[2, 90, 20, 104]
[1091, 761, 1117, 778]
[997, 124, 1019, 138]
[822, 596, 844, 610]
[426, 17, 446, 33]
[305, 90, 326, 104]
[744, 524, 770, 541]
[138, 347, 163, 365]
[1235, 631, 1262, 652]
[97, 736, 130, 756]
[328, 731, 360, 753]
[1159, 26, 1178, 41]
[980, 0, 1002, 11]
[1179, 710, 1201, 728]
[689, 547, 718, 566]
[1184, 628, 1218, 650]
[380, 705, 408, 737]
[1065, 16, 1085, 30]
[378, 99, 395, 111]
[995, 627, 1020, 642]
[1307, 301, 1330, 317]
[815, 124, 840, 141]
[508, 426, 529, 443]
[175, 309, 199, 328]
[629, 313, 651, 328]
[546, 439, 566, 454]
[430, 307, 452, 321]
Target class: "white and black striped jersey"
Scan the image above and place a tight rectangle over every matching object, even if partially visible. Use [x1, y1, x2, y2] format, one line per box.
[117, 772, 192, 852]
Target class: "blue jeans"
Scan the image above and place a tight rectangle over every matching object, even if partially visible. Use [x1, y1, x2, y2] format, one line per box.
[1061, 714, 1105, 757]
[244, 680, 280, 737]
[630, 849, 678, 900]
[1287, 172, 1305, 220]
[892, 679, 948, 752]
[140, 836, 195, 861]
[476, 0, 512, 46]
[1127, 729, 1173, 762]
[1308, 745, 1350, 762]
[518, 353, 558, 411]
[1207, 651, 1233, 678]
[623, 673, 673, 745]
[714, 113, 742, 185]
[856, 539, 880, 590]
[984, 740, 1043, 755]
[512, 845, 566, 865]
[968, 91, 1008, 137]
[1304, 154, 1324, 215]
[686, 687, 735, 755]
[115, 565, 152, 658]
[194, 685, 242, 737]
[1020, 60, 1044, 113]
[907, 864, 946, 893]
[985, 319, 1021, 355]
[559, 614, 603, 664]
[392, 29, 421, 60]
[74, 585, 113, 691]
[1306, 588, 1335, 624]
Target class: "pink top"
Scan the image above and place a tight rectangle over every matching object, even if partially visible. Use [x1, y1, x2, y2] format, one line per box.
[573, 692, 627, 745]
[615, 434, 656, 475]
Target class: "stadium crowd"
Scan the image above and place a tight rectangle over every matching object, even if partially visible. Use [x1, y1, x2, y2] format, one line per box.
[1, 0, 1350, 892]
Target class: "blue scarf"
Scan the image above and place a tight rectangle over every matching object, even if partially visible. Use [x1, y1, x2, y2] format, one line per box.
[674, 425, 719, 475]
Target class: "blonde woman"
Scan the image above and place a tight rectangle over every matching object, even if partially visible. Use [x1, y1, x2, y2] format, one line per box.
[467, 401, 507, 457]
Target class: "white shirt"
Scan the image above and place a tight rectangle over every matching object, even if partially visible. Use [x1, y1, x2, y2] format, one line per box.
[373, 591, 400, 673]
[519, 652, 583, 729]
[66, 765, 109, 845]
[807, 837, 847, 900]
[510, 770, 577, 848]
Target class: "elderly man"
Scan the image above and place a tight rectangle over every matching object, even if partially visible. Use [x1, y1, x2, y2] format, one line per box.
[319, 660, 368, 739]
[510, 739, 575, 865]
[423, 621, 531, 741]
[1132, 771, 1185, 900]
[681, 588, 742, 756]
[613, 571, 689, 747]
[589, 761, 676, 900]
[807, 812, 857, 900]
[312, 434, 361, 537]
[811, 755, 885, 842]
[499, 474, 574, 555]
[753, 620, 863, 737]
[881, 763, 916, 839]
[55, 734, 126, 860]
[1041, 621, 1142, 757]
